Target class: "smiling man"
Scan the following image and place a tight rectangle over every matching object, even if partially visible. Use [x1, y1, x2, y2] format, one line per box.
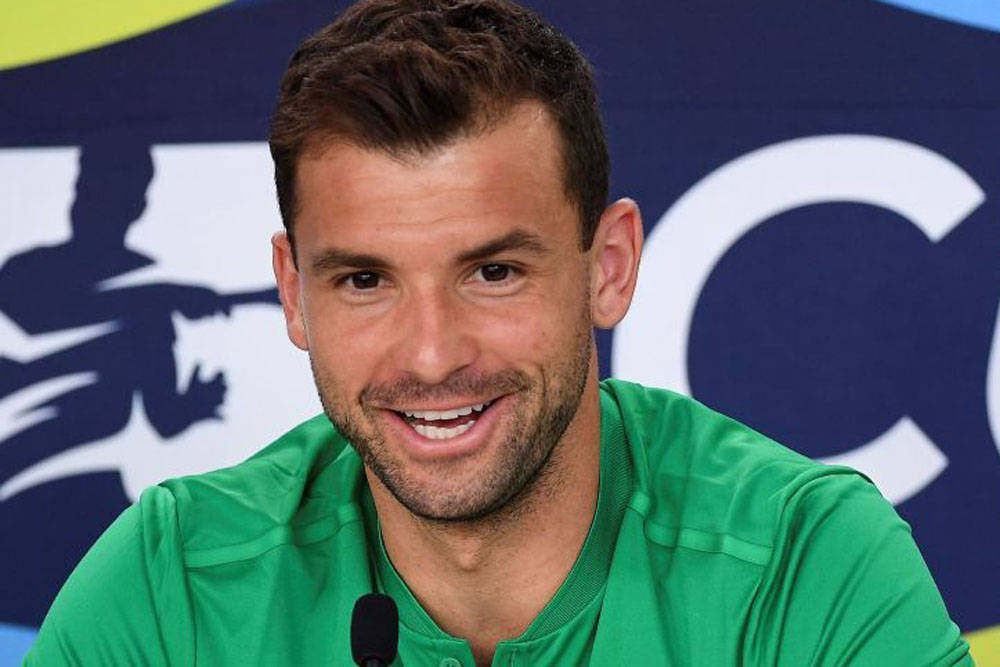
[26, 1, 972, 665]
[280, 103, 603, 535]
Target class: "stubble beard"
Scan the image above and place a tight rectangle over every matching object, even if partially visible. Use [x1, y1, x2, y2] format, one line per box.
[310, 317, 593, 526]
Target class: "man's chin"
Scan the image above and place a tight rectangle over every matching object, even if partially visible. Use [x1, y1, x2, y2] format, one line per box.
[387, 480, 527, 525]
[373, 435, 558, 527]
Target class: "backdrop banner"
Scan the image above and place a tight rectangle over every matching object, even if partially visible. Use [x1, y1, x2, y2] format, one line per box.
[1, 0, 998, 662]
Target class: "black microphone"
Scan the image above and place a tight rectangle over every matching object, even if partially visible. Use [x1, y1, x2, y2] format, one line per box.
[351, 593, 399, 667]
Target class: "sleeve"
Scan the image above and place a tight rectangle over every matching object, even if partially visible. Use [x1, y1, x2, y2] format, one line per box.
[745, 471, 973, 666]
[23, 485, 195, 666]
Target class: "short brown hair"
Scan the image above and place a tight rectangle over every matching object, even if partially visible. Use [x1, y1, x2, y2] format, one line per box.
[268, 0, 608, 253]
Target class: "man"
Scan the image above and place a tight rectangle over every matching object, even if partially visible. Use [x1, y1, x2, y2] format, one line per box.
[27, 0, 971, 665]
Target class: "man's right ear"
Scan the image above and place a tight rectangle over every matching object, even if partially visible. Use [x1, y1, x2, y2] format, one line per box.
[272, 231, 309, 351]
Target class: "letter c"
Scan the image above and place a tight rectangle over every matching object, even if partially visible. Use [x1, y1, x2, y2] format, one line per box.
[612, 135, 985, 504]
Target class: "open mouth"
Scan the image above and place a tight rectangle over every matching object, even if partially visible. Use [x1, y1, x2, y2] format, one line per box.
[393, 400, 495, 440]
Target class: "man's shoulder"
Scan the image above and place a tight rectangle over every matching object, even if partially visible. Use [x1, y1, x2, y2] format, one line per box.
[27, 415, 372, 665]
[601, 378, 881, 560]
[147, 413, 363, 561]
[601, 377, 842, 486]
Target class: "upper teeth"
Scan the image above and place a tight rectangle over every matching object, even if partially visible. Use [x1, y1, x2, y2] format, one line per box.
[403, 402, 490, 421]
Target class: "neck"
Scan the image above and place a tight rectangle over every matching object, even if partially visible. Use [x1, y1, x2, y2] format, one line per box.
[369, 365, 602, 666]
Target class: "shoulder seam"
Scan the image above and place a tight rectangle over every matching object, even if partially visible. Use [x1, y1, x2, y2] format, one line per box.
[633, 507, 774, 566]
[182, 504, 364, 569]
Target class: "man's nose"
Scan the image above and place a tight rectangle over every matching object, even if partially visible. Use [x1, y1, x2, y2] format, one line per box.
[390, 287, 478, 385]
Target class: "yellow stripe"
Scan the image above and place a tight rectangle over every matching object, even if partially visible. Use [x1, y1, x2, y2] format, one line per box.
[0, 0, 235, 71]
[966, 623, 1000, 664]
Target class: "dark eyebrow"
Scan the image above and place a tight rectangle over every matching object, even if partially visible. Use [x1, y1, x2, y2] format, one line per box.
[456, 229, 550, 264]
[309, 248, 392, 274]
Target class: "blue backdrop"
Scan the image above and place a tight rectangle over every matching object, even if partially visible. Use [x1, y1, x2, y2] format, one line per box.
[2, 0, 999, 662]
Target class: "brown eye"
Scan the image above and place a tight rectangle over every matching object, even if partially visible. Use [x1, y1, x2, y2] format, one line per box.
[478, 264, 510, 282]
[350, 272, 380, 289]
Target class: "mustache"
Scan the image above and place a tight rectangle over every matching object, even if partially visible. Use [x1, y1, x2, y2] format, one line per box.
[360, 369, 531, 407]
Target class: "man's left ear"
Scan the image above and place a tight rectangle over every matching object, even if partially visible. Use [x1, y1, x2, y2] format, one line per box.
[590, 198, 643, 329]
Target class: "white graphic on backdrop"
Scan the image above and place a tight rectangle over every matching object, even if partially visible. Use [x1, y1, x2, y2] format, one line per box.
[0, 143, 320, 502]
[986, 298, 1000, 462]
[613, 135, 986, 504]
[0, 147, 78, 263]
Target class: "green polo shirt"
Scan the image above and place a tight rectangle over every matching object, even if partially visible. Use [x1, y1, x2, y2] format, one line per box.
[25, 379, 971, 665]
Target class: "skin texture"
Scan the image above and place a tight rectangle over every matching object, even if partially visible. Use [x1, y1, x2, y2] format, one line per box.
[273, 102, 643, 666]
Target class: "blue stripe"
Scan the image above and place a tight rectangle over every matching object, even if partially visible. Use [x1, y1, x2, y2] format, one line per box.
[875, 0, 1000, 33]
[0, 623, 37, 667]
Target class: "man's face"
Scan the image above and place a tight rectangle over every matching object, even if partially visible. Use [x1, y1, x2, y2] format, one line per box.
[279, 103, 595, 522]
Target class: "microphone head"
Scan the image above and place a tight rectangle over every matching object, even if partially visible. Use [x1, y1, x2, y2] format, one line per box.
[351, 593, 399, 666]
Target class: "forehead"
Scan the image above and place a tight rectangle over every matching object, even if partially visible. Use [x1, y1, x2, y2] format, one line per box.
[293, 103, 577, 251]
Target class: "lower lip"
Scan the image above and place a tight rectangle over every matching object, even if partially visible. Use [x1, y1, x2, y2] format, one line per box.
[382, 396, 508, 463]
